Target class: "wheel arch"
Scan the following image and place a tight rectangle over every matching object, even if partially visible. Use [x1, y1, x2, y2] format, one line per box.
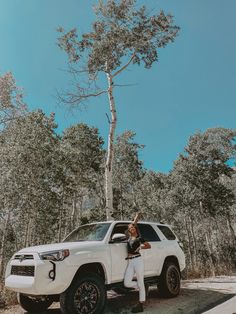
[60, 263, 107, 314]
[72, 262, 107, 284]
[161, 255, 180, 273]
[158, 255, 181, 298]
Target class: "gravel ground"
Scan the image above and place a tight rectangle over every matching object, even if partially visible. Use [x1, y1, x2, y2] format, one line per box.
[1, 276, 236, 314]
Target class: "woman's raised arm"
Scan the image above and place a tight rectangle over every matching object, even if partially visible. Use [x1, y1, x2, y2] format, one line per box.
[132, 212, 142, 225]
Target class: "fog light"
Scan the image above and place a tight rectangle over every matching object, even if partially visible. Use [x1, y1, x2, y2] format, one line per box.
[49, 269, 55, 280]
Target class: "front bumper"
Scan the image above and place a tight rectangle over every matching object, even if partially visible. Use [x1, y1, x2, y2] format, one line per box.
[5, 253, 77, 295]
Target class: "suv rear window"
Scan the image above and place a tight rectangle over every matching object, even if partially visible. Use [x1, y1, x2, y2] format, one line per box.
[137, 224, 160, 242]
[157, 225, 176, 240]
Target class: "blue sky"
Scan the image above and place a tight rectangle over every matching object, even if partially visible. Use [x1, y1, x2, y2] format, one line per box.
[0, 0, 236, 173]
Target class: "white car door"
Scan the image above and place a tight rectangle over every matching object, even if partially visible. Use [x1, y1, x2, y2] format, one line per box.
[137, 223, 164, 277]
[109, 223, 129, 282]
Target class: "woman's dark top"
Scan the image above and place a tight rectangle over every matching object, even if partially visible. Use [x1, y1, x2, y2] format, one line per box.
[127, 237, 146, 255]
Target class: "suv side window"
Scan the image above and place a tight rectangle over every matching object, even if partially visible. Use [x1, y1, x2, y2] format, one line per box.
[137, 224, 161, 242]
[157, 225, 176, 240]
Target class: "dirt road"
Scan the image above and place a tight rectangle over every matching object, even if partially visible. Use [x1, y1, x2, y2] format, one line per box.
[1, 276, 236, 314]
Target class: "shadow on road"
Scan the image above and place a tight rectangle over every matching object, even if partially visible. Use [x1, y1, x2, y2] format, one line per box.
[18, 288, 235, 314]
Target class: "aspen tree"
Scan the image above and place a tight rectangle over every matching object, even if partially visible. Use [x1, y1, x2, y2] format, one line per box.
[57, 0, 179, 219]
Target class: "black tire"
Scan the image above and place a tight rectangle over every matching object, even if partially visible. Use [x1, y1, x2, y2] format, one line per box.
[60, 272, 107, 314]
[17, 293, 53, 312]
[158, 262, 181, 298]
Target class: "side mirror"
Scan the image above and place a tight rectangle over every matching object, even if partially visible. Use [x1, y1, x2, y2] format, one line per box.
[110, 233, 127, 243]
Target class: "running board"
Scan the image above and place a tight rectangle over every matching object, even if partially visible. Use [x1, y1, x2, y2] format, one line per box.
[106, 276, 159, 290]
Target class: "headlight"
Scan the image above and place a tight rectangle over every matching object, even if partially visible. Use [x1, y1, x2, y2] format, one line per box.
[39, 249, 70, 262]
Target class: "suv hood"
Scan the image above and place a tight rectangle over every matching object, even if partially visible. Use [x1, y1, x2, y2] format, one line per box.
[18, 241, 103, 254]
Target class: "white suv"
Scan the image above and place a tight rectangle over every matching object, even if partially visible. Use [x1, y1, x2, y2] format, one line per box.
[5, 221, 185, 314]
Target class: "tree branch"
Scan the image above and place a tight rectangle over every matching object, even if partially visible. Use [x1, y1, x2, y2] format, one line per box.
[77, 89, 108, 99]
[57, 89, 108, 105]
[112, 53, 136, 78]
[113, 83, 138, 88]
[106, 113, 111, 124]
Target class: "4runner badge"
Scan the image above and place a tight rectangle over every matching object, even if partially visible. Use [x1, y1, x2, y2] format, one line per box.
[18, 255, 25, 262]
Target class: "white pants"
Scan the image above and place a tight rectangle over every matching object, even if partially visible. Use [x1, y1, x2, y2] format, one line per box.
[124, 256, 145, 302]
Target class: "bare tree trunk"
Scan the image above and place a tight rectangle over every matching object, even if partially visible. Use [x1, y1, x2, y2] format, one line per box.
[24, 213, 31, 247]
[0, 210, 10, 278]
[205, 231, 216, 277]
[226, 213, 236, 245]
[119, 182, 124, 220]
[58, 195, 64, 243]
[77, 195, 83, 222]
[105, 73, 117, 220]
[10, 222, 19, 252]
[189, 215, 198, 270]
[96, 172, 106, 209]
[184, 216, 195, 271]
[27, 218, 33, 247]
[199, 201, 216, 277]
[70, 192, 77, 229]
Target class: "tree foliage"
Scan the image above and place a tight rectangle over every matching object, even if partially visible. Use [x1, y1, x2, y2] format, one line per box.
[0, 72, 236, 289]
[58, 0, 179, 75]
[0, 72, 26, 125]
[112, 130, 144, 218]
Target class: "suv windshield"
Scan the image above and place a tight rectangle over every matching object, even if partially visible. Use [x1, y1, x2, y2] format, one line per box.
[63, 223, 111, 242]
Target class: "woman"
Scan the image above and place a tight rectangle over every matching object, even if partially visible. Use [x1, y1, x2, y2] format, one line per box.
[124, 212, 151, 313]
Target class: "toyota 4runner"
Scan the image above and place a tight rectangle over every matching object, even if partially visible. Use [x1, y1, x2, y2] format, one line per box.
[5, 220, 185, 313]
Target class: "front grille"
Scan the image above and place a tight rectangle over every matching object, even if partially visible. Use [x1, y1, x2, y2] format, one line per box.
[11, 265, 35, 277]
[14, 254, 34, 260]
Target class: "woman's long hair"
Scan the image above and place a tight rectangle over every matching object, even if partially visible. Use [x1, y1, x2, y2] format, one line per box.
[126, 223, 141, 238]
